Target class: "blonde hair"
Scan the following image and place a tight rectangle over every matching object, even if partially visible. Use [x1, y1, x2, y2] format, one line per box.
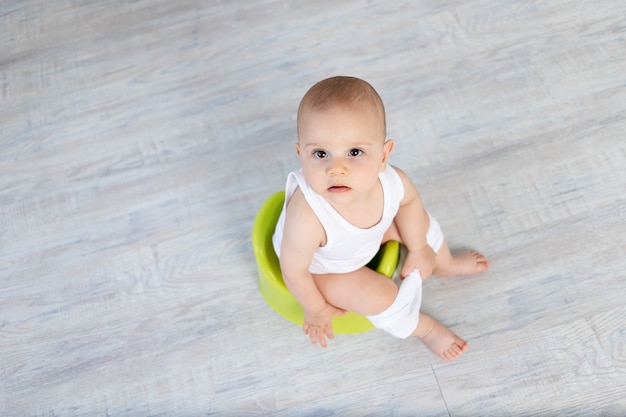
[297, 76, 386, 138]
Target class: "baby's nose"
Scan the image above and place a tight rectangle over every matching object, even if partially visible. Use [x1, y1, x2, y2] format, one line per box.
[328, 159, 347, 176]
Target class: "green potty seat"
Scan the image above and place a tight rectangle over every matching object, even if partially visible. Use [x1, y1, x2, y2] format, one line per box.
[252, 191, 400, 334]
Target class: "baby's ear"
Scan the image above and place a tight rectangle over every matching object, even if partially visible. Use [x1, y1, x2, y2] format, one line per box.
[382, 139, 394, 164]
[294, 142, 301, 156]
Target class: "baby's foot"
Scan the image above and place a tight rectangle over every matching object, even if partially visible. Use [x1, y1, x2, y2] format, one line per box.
[435, 250, 489, 278]
[413, 313, 468, 361]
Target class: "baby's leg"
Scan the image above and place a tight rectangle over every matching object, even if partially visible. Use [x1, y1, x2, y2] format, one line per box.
[433, 241, 489, 278]
[312, 267, 399, 316]
[412, 312, 468, 361]
[315, 269, 467, 361]
[383, 213, 488, 279]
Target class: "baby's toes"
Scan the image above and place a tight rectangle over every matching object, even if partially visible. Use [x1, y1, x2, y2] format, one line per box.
[470, 251, 486, 261]
[471, 251, 489, 269]
[444, 345, 462, 361]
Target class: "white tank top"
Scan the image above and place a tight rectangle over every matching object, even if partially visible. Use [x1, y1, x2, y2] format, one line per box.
[272, 165, 405, 274]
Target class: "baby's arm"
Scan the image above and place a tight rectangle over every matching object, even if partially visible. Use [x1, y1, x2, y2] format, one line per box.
[392, 166, 437, 279]
[279, 189, 346, 347]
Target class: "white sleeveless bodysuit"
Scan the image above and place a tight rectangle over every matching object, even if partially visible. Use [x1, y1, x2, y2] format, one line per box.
[272, 165, 405, 274]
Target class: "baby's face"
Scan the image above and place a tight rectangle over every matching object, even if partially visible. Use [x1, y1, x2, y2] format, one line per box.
[296, 105, 392, 205]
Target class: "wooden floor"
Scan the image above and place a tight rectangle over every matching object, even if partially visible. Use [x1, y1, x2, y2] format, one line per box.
[1, 1, 625, 415]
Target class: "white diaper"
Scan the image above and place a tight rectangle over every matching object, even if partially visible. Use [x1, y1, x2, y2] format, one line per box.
[426, 211, 444, 253]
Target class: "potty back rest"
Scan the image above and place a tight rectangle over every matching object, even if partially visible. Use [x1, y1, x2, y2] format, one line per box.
[252, 191, 288, 290]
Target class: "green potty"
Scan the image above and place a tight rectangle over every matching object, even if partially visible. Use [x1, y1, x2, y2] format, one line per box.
[252, 191, 400, 334]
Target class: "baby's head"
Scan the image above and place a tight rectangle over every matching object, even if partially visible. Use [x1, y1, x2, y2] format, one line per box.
[297, 76, 386, 142]
[294, 76, 394, 200]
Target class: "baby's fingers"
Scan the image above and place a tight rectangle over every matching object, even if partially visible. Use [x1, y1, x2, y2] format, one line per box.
[317, 329, 329, 348]
[304, 323, 329, 348]
[323, 323, 335, 343]
[313, 326, 329, 348]
[400, 263, 413, 279]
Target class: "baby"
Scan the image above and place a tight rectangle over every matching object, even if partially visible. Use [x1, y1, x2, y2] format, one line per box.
[272, 76, 489, 361]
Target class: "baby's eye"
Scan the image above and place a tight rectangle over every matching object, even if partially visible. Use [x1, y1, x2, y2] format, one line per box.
[313, 150, 328, 159]
[349, 148, 363, 157]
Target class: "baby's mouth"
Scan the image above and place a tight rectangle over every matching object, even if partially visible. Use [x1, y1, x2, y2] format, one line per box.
[328, 185, 351, 193]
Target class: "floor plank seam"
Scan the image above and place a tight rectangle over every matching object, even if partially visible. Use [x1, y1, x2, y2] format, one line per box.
[432, 365, 452, 417]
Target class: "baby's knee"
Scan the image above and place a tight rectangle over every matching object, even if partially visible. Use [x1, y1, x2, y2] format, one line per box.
[366, 270, 423, 338]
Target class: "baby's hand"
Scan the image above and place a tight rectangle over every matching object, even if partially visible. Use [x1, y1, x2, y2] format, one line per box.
[303, 303, 347, 348]
[401, 246, 436, 280]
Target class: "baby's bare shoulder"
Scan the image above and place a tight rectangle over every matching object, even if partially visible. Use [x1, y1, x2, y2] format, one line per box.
[390, 165, 419, 202]
[283, 188, 326, 247]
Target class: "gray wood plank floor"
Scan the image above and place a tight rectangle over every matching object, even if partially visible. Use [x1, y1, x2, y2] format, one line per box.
[1, 1, 625, 416]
